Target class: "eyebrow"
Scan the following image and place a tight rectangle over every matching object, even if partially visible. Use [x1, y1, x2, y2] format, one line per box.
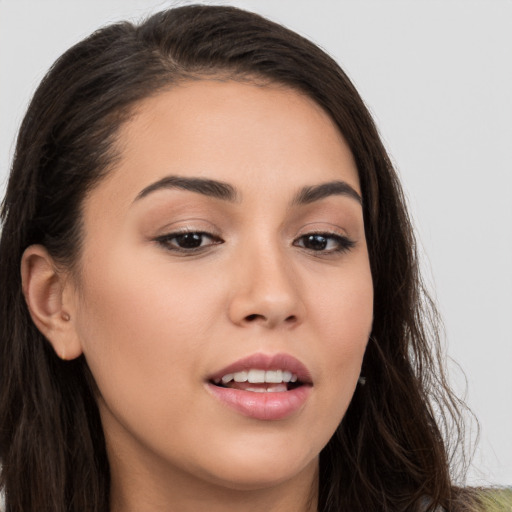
[134, 175, 361, 206]
[134, 176, 238, 202]
[292, 180, 362, 206]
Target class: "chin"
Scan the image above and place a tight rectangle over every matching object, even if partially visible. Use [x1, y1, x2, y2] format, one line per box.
[200, 455, 319, 491]
[189, 433, 320, 491]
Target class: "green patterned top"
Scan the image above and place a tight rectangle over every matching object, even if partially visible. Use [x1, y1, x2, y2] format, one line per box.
[479, 488, 512, 511]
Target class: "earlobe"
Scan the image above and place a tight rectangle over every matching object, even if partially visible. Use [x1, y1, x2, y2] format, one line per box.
[20, 245, 83, 360]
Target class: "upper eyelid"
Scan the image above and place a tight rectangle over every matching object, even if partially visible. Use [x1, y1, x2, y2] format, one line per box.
[152, 219, 355, 241]
[156, 230, 222, 241]
[156, 226, 221, 238]
[157, 228, 348, 238]
[293, 228, 351, 241]
[296, 228, 345, 235]
[292, 220, 350, 235]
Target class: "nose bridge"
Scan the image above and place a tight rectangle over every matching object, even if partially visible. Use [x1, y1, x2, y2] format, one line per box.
[228, 235, 303, 328]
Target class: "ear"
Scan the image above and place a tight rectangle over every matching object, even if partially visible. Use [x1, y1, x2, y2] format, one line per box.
[21, 245, 83, 360]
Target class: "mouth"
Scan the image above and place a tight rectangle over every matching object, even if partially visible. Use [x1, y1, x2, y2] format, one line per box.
[208, 352, 312, 392]
[210, 369, 304, 393]
[206, 353, 313, 420]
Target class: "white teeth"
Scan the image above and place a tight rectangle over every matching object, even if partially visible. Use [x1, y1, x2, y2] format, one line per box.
[265, 370, 282, 383]
[246, 387, 266, 393]
[247, 369, 266, 383]
[218, 369, 298, 384]
[233, 371, 248, 382]
[245, 384, 288, 393]
[268, 383, 287, 392]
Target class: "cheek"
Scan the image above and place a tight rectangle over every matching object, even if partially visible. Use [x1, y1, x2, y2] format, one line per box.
[77, 246, 217, 335]
[311, 256, 373, 343]
[73, 249, 223, 403]
[72, 253, 229, 455]
[307, 258, 373, 407]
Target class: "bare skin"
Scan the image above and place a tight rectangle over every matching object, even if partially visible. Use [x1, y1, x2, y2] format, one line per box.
[22, 80, 373, 511]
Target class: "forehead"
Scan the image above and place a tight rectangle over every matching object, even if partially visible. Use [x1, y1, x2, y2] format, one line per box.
[91, 79, 360, 207]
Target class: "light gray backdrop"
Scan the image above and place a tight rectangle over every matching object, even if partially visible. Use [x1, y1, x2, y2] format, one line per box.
[0, 0, 510, 486]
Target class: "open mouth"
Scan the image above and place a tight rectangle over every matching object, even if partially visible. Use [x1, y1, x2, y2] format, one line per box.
[206, 354, 312, 419]
[210, 369, 305, 393]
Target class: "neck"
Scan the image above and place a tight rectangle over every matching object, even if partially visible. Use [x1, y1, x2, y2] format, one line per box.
[110, 459, 319, 512]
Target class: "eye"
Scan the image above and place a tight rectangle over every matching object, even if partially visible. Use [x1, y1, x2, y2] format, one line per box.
[294, 232, 355, 253]
[155, 231, 223, 252]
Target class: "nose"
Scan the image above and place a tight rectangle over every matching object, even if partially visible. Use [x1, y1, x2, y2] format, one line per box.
[227, 245, 305, 329]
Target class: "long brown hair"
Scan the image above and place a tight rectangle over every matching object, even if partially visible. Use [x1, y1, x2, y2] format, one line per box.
[0, 5, 477, 511]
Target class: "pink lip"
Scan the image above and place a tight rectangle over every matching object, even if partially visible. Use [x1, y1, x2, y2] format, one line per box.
[206, 353, 313, 421]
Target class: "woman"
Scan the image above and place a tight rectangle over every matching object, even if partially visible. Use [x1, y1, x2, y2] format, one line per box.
[0, 5, 482, 511]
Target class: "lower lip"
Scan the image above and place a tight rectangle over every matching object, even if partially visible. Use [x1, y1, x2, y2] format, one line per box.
[206, 383, 311, 420]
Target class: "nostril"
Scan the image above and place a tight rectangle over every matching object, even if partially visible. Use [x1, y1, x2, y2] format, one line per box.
[245, 313, 264, 322]
[243, 313, 297, 325]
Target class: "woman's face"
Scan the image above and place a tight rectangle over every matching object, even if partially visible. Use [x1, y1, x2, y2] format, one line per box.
[68, 80, 373, 493]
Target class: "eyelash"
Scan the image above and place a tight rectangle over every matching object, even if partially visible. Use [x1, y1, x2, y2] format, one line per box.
[155, 230, 223, 254]
[155, 230, 355, 255]
[293, 231, 355, 254]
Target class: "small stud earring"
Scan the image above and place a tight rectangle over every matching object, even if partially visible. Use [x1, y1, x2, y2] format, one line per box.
[358, 376, 367, 386]
[61, 312, 71, 321]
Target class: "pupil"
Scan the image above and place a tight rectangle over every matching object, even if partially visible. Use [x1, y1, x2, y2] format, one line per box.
[305, 234, 327, 250]
[177, 233, 202, 248]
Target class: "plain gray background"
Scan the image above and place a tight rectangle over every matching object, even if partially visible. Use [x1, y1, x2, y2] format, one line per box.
[0, 0, 510, 486]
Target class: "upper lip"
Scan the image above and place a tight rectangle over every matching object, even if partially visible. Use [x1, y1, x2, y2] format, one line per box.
[207, 352, 313, 385]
